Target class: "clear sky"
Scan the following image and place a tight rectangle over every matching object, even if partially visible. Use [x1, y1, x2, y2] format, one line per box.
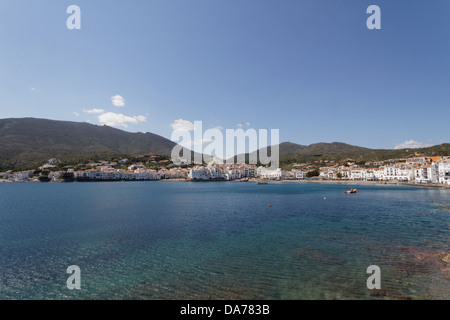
[1, 0, 449, 150]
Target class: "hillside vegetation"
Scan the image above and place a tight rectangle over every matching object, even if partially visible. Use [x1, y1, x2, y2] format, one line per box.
[2, 118, 449, 171]
[0, 118, 176, 171]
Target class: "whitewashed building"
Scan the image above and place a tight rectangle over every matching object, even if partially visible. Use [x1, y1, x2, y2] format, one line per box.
[414, 165, 439, 184]
[438, 162, 450, 185]
[320, 169, 335, 179]
[257, 167, 282, 180]
[188, 168, 211, 180]
[349, 169, 365, 180]
[384, 166, 413, 182]
[373, 168, 385, 181]
[294, 170, 307, 180]
[365, 170, 376, 181]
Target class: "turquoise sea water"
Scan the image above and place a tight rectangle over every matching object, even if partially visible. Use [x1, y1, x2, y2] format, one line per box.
[0, 181, 448, 300]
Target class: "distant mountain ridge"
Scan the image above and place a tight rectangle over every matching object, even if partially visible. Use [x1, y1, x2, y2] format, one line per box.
[231, 141, 450, 166]
[0, 118, 177, 170]
[1, 118, 449, 171]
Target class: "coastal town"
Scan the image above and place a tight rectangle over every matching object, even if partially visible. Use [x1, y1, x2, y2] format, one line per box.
[1, 154, 450, 186]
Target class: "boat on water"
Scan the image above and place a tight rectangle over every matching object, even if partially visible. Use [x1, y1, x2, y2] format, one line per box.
[257, 179, 268, 185]
[344, 188, 357, 194]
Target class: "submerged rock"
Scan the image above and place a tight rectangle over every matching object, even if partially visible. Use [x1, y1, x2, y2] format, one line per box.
[400, 247, 450, 280]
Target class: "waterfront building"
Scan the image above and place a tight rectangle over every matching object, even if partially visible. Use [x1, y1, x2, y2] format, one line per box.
[415, 165, 439, 184]
[383, 166, 413, 182]
[257, 167, 282, 180]
[438, 162, 450, 185]
[294, 170, 307, 180]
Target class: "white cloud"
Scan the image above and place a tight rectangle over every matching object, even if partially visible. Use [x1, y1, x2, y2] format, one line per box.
[73, 112, 80, 117]
[237, 123, 243, 128]
[111, 95, 126, 107]
[245, 122, 251, 127]
[170, 119, 195, 131]
[215, 126, 224, 130]
[134, 115, 147, 122]
[83, 108, 105, 114]
[30, 87, 37, 91]
[394, 140, 433, 150]
[98, 112, 147, 128]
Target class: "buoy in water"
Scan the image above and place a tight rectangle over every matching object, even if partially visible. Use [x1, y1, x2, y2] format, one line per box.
[269, 204, 272, 207]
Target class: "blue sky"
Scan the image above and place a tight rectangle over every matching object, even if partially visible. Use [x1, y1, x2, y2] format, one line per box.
[1, 0, 449, 150]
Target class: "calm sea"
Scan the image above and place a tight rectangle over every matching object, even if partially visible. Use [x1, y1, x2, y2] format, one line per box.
[0, 181, 448, 300]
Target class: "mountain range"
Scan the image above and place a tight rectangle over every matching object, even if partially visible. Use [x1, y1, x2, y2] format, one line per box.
[1, 118, 449, 171]
[228, 142, 371, 164]
[0, 118, 176, 171]
[232, 142, 450, 166]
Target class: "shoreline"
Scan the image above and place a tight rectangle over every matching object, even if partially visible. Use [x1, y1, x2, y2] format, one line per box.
[2, 178, 449, 189]
[278, 179, 450, 189]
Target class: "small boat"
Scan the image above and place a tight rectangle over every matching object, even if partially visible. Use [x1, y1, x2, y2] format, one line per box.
[344, 188, 357, 194]
[257, 179, 268, 185]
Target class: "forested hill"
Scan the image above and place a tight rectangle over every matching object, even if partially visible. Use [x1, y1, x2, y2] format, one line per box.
[0, 118, 177, 170]
[229, 141, 450, 166]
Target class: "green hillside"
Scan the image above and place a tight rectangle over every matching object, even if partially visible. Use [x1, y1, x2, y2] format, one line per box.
[2, 118, 449, 171]
[0, 118, 177, 171]
[230, 141, 450, 167]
